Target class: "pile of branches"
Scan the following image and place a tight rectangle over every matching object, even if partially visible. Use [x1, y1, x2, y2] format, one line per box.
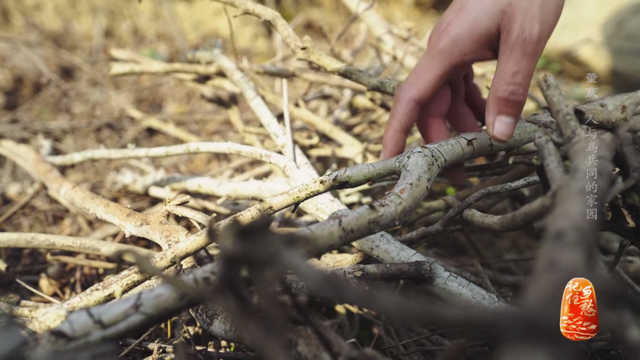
[1, 0, 640, 359]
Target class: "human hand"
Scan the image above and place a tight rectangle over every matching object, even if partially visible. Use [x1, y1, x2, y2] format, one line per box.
[381, 0, 564, 185]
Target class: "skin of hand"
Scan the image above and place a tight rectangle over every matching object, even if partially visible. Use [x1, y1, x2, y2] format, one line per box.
[381, 0, 565, 186]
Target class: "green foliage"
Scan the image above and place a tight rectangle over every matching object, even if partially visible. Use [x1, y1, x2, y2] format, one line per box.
[279, 6, 295, 22]
[536, 55, 561, 74]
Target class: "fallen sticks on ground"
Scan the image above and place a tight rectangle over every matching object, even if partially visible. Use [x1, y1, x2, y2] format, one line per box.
[211, 0, 400, 95]
[42, 120, 542, 311]
[0, 140, 190, 250]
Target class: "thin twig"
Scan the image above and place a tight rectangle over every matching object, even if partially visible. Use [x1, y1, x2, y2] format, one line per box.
[0, 181, 43, 226]
[15, 278, 61, 304]
[223, 5, 239, 63]
[282, 79, 296, 164]
[118, 324, 159, 358]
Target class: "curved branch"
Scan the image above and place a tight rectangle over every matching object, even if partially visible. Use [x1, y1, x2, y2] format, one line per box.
[400, 176, 540, 243]
[0, 233, 155, 263]
[292, 120, 542, 309]
[295, 121, 541, 256]
[462, 191, 554, 232]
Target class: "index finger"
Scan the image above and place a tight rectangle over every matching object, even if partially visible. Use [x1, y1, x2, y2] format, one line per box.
[382, 50, 454, 159]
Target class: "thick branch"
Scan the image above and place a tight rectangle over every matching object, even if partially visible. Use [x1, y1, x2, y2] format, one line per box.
[292, 121, 541, 308]
[294, 122, 541, 257]
[36, 262, 220, 352]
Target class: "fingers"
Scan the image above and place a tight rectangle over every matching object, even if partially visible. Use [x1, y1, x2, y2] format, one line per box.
[415, 86, 451, 146]
[462, 70, 487, 125]
[381, 47, 453, 159]
[415, 85, 468, 187]
[485, 34, 542, 142]
[447, 75, 482, 134]
[414, 85, 468, 186]
[446, 75, 480, 187]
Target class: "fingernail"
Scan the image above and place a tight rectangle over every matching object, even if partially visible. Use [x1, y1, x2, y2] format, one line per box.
[492, 115, 516, 141]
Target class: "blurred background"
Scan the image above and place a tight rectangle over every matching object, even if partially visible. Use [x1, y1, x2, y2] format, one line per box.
[1, 0, 640, 114]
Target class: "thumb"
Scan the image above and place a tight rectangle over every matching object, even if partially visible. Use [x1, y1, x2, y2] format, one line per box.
[486, 43, 540, 142]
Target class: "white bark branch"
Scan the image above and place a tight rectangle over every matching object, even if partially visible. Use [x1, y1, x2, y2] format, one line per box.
[292, 121, 542, 308]
[46, 142, 291, 169]
[0, 233, 155, 263]
[167, 176, 290, 199]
